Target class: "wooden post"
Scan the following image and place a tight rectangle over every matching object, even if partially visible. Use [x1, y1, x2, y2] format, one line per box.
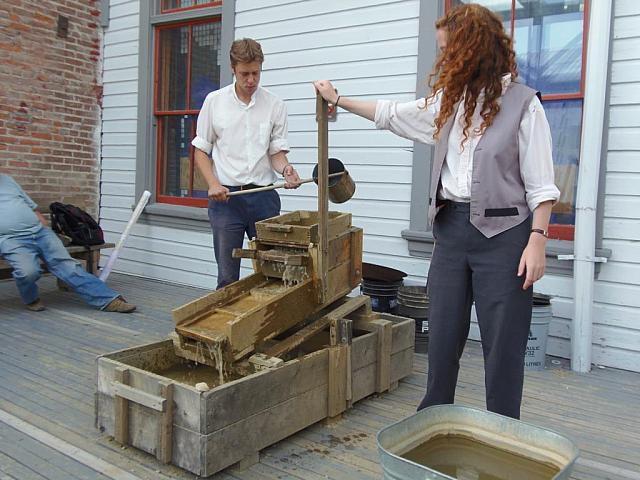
[316, 92, 329, 305]
[113, 367, 129, 445]
[157, 380, 174, 464]
[328, 345, 348, 417]
[376, 320, 393, 393]
[87, 249, 100, 275]
[328, 316, 353, 417]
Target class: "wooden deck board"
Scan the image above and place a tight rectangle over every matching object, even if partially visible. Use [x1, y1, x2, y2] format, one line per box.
[1, 273, 639, 479]
[0, 422, 111, 480]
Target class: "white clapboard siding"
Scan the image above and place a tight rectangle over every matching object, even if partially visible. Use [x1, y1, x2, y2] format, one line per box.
[587, 0, 640, 371]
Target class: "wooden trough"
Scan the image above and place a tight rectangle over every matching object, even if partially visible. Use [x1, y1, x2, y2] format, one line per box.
[172, 210, 363, 362]
[95, 297, 415, 477]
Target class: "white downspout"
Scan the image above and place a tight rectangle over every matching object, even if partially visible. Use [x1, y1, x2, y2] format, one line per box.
[571, 0, 613, 373]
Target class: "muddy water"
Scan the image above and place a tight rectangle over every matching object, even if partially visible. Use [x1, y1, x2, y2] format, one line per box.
[190, 339, 228, 386]
[157, 362, 227, 388]
[402, 434, 560, 480]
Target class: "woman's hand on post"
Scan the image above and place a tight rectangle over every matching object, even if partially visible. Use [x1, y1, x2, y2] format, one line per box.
[208, 184, 229, 202]
[313, 80, 338, 104]
[283, 164, 301, 189]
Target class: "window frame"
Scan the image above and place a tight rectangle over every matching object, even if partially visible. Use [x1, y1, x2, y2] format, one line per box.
[401, 0, 612, 275]
[153, 17, 221, 208]
[161, 1, 222, 15]
[135, 0, 234, 227]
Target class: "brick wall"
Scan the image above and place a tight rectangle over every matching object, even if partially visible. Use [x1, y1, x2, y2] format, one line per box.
[0, 0, 103, 215]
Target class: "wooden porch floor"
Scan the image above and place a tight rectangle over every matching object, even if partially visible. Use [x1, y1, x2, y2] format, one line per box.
[0, 274, 638, 480]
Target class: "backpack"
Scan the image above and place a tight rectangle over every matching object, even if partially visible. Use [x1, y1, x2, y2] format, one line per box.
[49, 202, 105, 246]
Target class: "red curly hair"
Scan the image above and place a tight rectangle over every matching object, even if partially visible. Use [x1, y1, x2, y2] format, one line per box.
[428, 3, 518, 146]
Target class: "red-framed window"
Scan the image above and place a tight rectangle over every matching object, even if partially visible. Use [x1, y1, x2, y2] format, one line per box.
[447, 0, 588, 241]
[161, 1, 221, 14]
[154, 17, 221, 207]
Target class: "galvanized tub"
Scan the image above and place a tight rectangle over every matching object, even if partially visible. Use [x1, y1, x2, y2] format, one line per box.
[377, 405, 579, 480]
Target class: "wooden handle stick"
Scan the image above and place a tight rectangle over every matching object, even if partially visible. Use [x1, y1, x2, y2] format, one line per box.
[226, 172, 343, 197]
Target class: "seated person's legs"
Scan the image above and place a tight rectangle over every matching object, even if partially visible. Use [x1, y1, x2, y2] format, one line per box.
[0, 236, 43, 309]
[36, 228, 135, 312]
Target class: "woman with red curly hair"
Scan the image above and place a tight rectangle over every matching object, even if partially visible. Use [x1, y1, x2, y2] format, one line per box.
[314, 3, 559, 419]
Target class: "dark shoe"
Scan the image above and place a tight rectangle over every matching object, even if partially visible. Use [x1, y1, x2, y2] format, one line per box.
[26, 299, 45, 311]
[104, 296, 136, 313]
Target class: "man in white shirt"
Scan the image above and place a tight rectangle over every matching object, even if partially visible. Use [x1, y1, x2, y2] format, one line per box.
[192, 38, 301, 289]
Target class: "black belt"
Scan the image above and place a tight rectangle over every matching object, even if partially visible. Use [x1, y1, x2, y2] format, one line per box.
[442, 200, 470, 208]
[224, 183, 269, 191]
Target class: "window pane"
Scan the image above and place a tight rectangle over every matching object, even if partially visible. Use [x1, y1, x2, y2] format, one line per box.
[190, 21, 222, 110]
[514, 1, 585, 95]
[159, 115, 195, 197]
[162, 0, 218, 11]
[157, 26, 189, 111]
[544, 99, 582, 225]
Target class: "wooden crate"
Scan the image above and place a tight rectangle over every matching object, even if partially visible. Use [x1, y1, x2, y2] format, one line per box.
[255, 210, 352, 246]
[95, 311, 414, 477]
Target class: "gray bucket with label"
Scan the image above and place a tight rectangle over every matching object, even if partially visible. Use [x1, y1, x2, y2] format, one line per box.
[526, 294, 552, 371]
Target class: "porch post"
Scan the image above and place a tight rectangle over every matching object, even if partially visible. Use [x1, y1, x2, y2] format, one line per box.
[571, 0, 613, 373]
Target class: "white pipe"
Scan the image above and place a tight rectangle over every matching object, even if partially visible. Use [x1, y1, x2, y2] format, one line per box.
[99, 190, 151, 282]
[571, 1, 613, 373]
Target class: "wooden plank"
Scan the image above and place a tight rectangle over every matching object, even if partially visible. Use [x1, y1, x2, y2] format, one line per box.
[327, 295, 371, 322]
[263, 315, 332, 358]
[258, 250, 308, 266]
[0, 407, 142, 480]
[328, 345, 348, 417]
[389, 316, 416, 354]
[203, 384, 329, 476]
[114, 367, 129, 445]
[204, 349, 329, 433]
[317, 92, 329, 304]
[157, 381, 174, 464]
[376, 320, 392, 393]
[350, 227, 363, 286]
[112, 383, 166, 412]
[171, 273, 266, 326]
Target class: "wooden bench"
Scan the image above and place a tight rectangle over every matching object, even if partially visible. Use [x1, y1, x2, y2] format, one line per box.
[0, 199, 115, 281]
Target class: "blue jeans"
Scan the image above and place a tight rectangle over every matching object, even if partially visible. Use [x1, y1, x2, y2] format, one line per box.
[208, 189, 280, 289]
[0, 227, 119, 309]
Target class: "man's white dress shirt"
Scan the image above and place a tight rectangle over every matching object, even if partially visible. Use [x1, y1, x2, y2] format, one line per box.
[192, 83, 289, 187]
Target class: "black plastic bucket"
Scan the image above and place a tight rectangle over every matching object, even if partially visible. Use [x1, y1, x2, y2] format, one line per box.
[361, 279, 402, 313]
[360, 263, 407, 313]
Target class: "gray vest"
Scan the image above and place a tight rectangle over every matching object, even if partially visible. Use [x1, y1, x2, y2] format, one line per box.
[427, 82, 539, 238]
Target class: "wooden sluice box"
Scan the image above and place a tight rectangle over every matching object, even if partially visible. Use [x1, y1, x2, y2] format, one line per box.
[95, 210, 415, 476]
